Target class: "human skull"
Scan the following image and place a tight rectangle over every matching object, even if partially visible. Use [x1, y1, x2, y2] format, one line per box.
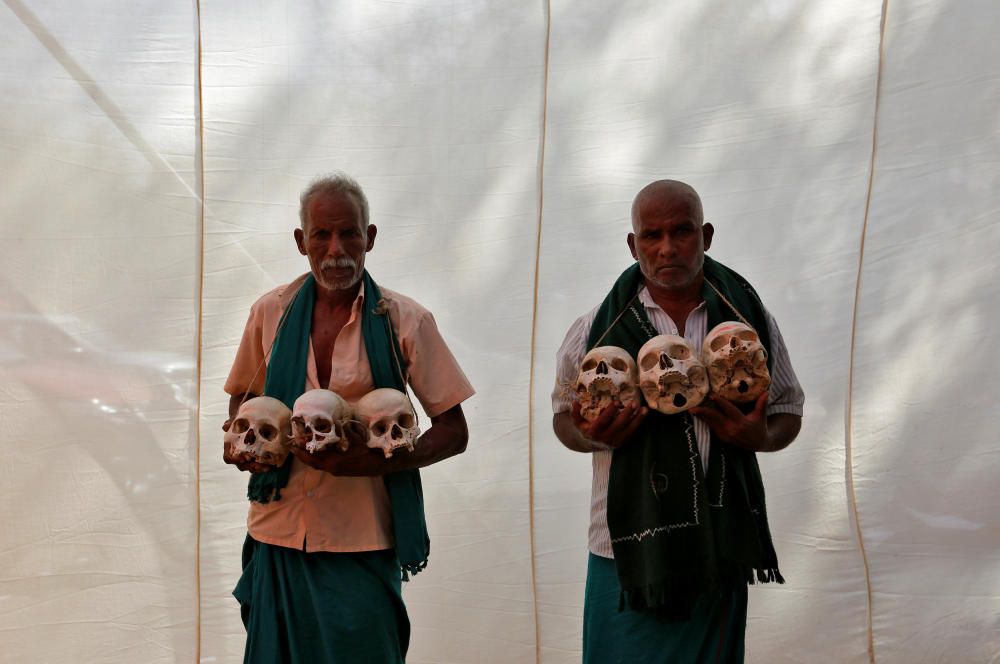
[702, 322, 770, 402]
[225, 396, 292, 467]
[637, 335, 709, 414]
[354, 388, 420, 458]
[575, 346, 642, 422]
[291, 389, 352, 453]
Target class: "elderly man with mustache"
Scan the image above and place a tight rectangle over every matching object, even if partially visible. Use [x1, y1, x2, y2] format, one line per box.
[223, 173, 474, 663]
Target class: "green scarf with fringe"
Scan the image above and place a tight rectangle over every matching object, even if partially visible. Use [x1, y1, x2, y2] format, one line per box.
[588, 257, 783, 620]
[247, 271, 430, 579]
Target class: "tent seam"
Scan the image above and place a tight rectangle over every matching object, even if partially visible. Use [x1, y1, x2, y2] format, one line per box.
[846, 1, 890, 662]
[193, 0, 206, 661]
[527, 0, 553, 661]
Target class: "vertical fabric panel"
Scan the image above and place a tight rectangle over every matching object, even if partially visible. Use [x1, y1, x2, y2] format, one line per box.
[197, 2, 546, 662]
[0, 1, 200, 662]
[532, 1, 880, 661]
[852, 0, 1000, 661]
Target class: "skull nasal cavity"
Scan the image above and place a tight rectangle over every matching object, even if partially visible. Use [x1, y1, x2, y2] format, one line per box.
[596, 360, 608, 375]
[245, 430, 256, 445]
[391, 423, 402, 440]
[659, 353, 673, 370]
[738, 380, 749, 393]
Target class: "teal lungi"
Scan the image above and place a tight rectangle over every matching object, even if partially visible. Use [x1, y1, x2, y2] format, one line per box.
[234, 535, 409, 664]
[583, 553, 747, 664]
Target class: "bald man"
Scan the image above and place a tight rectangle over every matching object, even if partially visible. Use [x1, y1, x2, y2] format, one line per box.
[552, 180, 804, 662]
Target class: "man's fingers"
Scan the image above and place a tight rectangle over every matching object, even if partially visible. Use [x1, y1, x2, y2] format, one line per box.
[611, 407, 648, 446]
[290, 446, 312, 463]
[608, 405, 640, 434]
[709, 395, 744, 419]
[691, 406, 725, 428]
[589, 404, 623, 435]
[753, 391, 769, 416]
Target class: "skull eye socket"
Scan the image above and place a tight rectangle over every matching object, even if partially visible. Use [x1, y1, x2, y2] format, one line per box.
[667, 345, 691, 360]
[231, 418, 250, 434]
[398, 413, 415, 429]
[639, 353, 659, 371]
[687, 366, 706, 385]
[258, 424, 278, 441]
[372, 422, 388, 437]
[737, 330, 759, 342]
[609, 358, 628, 372]
[581, 358, 598, 372]
[313, 418, 332, 433]
[710, 335, 731, 352]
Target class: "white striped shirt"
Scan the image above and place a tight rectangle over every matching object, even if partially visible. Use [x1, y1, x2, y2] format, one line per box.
[552, 286, 804, 558]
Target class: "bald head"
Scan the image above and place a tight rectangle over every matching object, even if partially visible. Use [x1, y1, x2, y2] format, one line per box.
[627, 179, 713, 293]
[630, 180, 703, 232]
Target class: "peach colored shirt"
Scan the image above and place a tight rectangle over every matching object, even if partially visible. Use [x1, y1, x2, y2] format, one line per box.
[225, 273, 475, 553]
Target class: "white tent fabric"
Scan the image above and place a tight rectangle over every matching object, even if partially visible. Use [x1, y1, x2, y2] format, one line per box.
[1, 1, 997, 662]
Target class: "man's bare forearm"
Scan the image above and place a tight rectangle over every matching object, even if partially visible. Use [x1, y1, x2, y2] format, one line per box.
[296, 403, 470, 477]
[384, 403, 469, 472]
[760, 413, 801, 452]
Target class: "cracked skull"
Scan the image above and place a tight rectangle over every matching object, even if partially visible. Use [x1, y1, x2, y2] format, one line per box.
[575, 346, 642, 422]
[291, 389, 352, 453]
[225, 396, 292, 467]
[355, 388, 420, 458]
[637, 335, 709, 414]
[702, 321, 770, 402]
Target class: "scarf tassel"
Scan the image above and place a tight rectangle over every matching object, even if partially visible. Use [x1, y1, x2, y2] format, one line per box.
[747, 567, 785, 585]
[246, 461, 292, 504]
[400, 559, 429, 582]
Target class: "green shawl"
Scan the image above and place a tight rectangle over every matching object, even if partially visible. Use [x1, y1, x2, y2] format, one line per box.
[587, 256, 783, 619]
[247, 271, 430, 578]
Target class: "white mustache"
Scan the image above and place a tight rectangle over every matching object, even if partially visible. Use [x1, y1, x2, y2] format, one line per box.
[320, 257, 357, 271]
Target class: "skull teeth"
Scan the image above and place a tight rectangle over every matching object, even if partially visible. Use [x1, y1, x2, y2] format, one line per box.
[587, 376, 616, 394]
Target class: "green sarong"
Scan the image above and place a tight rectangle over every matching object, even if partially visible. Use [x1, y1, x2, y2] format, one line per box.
[583, 554, 747, 664]
[235, 535, 409, 664]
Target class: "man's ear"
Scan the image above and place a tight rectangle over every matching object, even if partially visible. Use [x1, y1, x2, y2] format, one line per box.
[366, 224, 378, 252]
[294, 227, 307, 256]
[702, 223, 714, 252]
[627, 232, 638, 260]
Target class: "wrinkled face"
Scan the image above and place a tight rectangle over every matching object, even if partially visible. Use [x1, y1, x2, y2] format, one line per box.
[225, 396, 292, 466]
[291, 389, 352, 454]
[627, 190, 713, 291]
[575, 346, 642, 422]
[702, 322, 770, 402]
[637, 335, 709, 414]
[294, 192, 376, 291]
[355, 388, 420, 459]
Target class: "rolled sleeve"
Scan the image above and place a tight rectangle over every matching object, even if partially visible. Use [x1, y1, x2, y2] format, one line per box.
[403, 311, 475, 418]
[763, 310, 805, 417]
[552, 308, 597, 414]
[224, 302, 268, 397]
